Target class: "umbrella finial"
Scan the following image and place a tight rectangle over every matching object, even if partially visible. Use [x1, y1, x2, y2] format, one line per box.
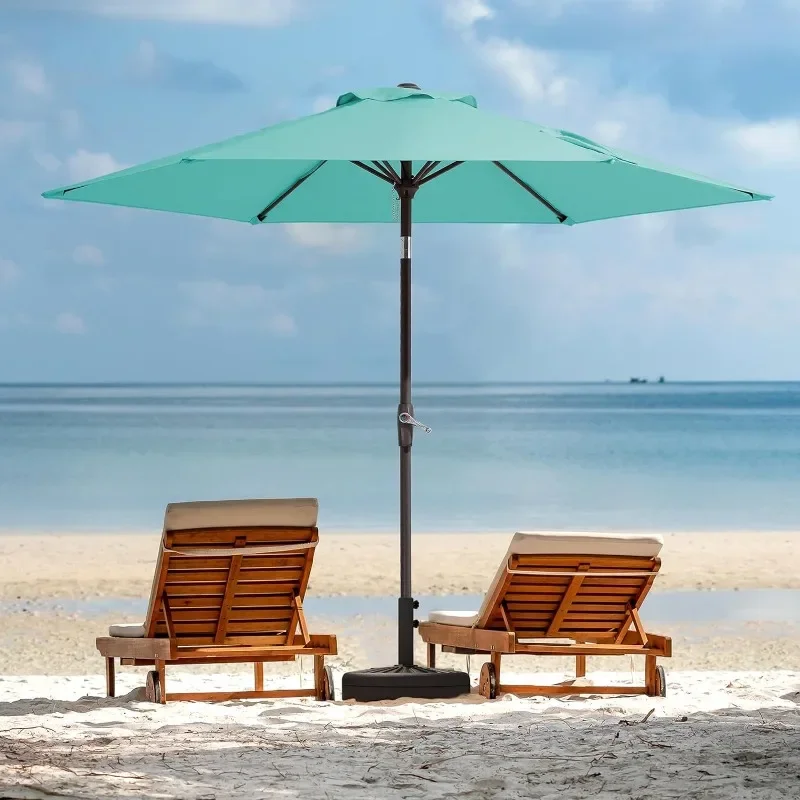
[397, 82, 420, 90]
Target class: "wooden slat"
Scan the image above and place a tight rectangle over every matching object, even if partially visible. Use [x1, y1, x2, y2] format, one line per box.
[170, 527, 315, 546]
[155, 622, 217, 635]
[168, 555, 306, 571]
[225, 620, 292, 633]
[166, 584, 226, 597]
[166, 582, 299, 597]
[237, 569, 304, 582]
[513, 555, 658, 569]
[164, 595, 223, 609]
[499, 684, 648, 696]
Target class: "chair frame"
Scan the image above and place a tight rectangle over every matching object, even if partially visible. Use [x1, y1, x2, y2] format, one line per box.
[419, 552, 671, 698]
[97, 523, 337, 703]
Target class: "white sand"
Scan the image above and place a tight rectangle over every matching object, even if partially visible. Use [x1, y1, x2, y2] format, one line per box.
[1, 670, 798, 799]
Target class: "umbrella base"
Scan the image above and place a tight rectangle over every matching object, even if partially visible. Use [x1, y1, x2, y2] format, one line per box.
[341, 665, 471, 702]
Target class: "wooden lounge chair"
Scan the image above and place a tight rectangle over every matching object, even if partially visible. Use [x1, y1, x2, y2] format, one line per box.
[97, 498, 337, 703]
[418, 531, 671, 699]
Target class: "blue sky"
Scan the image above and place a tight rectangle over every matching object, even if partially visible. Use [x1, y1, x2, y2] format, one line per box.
[0, 0, 797, 382]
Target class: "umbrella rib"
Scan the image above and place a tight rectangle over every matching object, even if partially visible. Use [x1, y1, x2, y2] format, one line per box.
[256, 160, 327, 221]
[413, 161, 440, 183]
[378, 161, 401, 183]
[417, 161, 464, 185]
[493, 161, 568, 223]
[352, 160, 395, 183]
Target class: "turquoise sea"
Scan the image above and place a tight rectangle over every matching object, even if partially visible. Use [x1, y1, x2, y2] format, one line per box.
[1, 382, 799, 533]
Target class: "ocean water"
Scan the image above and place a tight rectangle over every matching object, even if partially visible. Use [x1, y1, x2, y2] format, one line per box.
[0, 382, 799, 533]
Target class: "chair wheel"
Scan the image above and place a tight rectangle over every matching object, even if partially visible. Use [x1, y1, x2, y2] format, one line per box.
[655, 665, 667, 697]
[323, 666, 336, 701]
[479, 662, 497, 699]
[145, 670, 162, 704]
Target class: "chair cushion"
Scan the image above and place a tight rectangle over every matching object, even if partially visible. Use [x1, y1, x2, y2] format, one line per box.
[428, 610, 479, 626]
[476, 530, 664, 627]
[164, 498, 318, 531]
[109, 623, 146, 638]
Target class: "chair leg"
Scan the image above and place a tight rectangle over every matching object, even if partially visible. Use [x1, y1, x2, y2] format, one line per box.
[254, 662, 264, 691]
[576, 655, 586, 679]
[105, 657, 115, 698]
[491, 652, 502, 690]
[155, 659, 167, 705]
[427, 643, 436, 669]
[313, 655, 325, 700]
[645, 655, 657, 696]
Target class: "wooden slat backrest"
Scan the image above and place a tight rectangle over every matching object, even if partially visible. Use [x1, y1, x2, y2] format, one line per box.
[477, 553, 661, 642]
[143, 525, 318, 647]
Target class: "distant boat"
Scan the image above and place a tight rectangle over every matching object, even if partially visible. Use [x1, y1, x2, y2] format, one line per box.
[629, 377, 648, 384]
[658, 376, 666, 384]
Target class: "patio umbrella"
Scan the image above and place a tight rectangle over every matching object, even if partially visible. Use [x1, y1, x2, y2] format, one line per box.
[43, 83, 770, 700]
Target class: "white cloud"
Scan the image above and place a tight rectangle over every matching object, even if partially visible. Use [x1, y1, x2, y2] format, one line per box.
[479, 37, 574, 106]
[443, 0, 494, 28]
[178, 280, 296, 334]
[311, 95, 335, 114]
[72, 244, 105, 267]
[66, 149, 126, 182]
[33, 151, 61, 171]
[14, 0, 299, 25]
[0, 119, 37, 148]
[0, 258, 21, 287]
[725, 119, 800, 166]
[59, 109, 82, 138]
[284, 223, 369, 254]
[55, 312, 86, 334]
[7, 59, 50, 96]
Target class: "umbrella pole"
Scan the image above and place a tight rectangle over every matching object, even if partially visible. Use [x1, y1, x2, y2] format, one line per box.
[397, 161, 416, 667]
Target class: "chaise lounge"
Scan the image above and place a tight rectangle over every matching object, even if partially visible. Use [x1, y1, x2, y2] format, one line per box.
[97, 498, 337, 703]
[418, 531, 671, 698]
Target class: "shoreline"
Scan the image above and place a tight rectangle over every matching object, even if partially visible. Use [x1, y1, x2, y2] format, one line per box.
[2, 530, 798, 600]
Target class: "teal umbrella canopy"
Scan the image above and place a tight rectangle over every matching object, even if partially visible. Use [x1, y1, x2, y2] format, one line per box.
[42, 85, 769, 224]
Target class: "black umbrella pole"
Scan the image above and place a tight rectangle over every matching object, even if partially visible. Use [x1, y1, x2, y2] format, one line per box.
[397, 163, 417, 667]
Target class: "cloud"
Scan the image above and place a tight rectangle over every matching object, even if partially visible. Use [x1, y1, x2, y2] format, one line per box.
[72, 244, 105, 267]
[178, 280, 296, 335]
[311, 95, 335, 114]
[0, 119, 38, 148]
[284, 224, 370, 254]
[130, 40, 245, 93]
[0, 258, 21, 287]
[7, 59, 50, 96]
[10, 0, 299, 25]
[478, 37, 574, 106]
[33, 151, 61, 172]
[725, 119, 800, 166]
[59, 109, 82, 138]
[55, 312, 86, 334]
[443, 0, 494, 28]
[66, 149, 126, 182]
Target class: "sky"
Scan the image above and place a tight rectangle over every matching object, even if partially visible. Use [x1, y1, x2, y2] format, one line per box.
[0, 0, 798, 382]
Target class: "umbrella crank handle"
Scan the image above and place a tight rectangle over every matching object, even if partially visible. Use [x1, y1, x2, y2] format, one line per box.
[399, 412, 432, 434]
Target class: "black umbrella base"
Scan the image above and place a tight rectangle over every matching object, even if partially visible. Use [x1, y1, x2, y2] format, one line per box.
[341, 665, 471, 702]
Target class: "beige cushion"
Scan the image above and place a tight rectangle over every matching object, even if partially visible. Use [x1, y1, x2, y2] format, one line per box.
[109, 623, 145, 638]
[476, 531, 664, 627]
[428, 610, 479, 626]
[164, 498, 318, 531]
